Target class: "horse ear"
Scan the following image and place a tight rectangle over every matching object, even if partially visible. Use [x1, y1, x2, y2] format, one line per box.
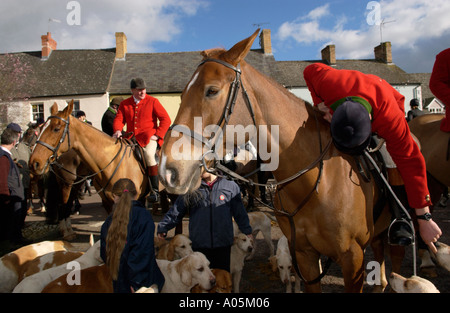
[50, 102, 59, 115]
[222, 28, 260, 66]
[63, 100, 74, 117]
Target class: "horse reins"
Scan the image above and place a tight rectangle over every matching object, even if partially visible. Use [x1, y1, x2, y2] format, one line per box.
[168, 58, 333, 285]
[35, 115, 132, 196]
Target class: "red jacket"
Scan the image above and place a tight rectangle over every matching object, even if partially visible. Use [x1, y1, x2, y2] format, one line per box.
[304, 63, 431, 208]
[429, 48, 450, 132]
[113, 95, 171, 147]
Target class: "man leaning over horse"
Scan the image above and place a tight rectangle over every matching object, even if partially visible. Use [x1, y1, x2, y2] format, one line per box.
[112, 78, 171, 202]
[303, 63, 442, 254]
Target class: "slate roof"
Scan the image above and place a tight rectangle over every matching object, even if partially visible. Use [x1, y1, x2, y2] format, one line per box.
[0, 44, 430, 101]
[0, 49, 115, 100]
[108, 49, 281, 94]
[276, 59, 417, 88]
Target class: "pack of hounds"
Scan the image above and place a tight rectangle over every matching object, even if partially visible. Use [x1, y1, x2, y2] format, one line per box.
[1, 211, 449, 293]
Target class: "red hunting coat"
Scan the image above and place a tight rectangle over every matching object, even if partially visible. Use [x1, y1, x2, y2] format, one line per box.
[304, 63, 431, 208]
[429, 48, 450, 132]
[113, 95, 171, 148]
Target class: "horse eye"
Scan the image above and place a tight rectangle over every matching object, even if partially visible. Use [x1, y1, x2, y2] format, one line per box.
[205, 87, 219, 98]
[53, 127, 61, 132]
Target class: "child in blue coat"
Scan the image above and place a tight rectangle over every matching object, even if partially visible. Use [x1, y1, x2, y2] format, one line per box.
[101, 178, 164, 293]
[157, 172, 252, 272]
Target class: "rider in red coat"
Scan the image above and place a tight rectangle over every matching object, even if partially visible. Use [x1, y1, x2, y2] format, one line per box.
[113, 78, 171, 201]
[304, 63, 441, 252]
[429, 48, 450, 132]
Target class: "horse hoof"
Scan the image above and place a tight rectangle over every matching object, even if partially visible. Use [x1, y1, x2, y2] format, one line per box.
[420, 266, 437, 278]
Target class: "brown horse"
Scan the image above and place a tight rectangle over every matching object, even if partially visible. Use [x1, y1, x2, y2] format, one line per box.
[158, 30, 395, 292]
[29, 101, 149, 214]
[409, 114, 450, 275]
[409, 114, 450, 188]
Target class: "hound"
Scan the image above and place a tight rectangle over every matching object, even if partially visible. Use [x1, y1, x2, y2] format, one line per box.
[156, 234, 193, 260]
[156, 252, 216, 293]
[230, 233, 253, 293]
[0, 240, 73, 293]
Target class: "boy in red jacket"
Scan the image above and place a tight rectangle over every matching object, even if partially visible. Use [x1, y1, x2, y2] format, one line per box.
[304, 63, 441, 252]
[113, 78, 171, 202]
[429, 48, 450, 132]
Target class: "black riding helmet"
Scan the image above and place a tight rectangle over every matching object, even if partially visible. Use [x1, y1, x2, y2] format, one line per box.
[330, 99, 372, 155]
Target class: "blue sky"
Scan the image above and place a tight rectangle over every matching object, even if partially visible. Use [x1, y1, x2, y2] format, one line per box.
[1, 0, 449, 73]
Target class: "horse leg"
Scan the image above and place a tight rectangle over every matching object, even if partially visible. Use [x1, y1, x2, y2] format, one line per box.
[64, 217, 76, 241]
[389, 245, 405, 274]
[370, 234, 388, 292]
[339, 242, 365, 293]
[295, 249, 322, 293]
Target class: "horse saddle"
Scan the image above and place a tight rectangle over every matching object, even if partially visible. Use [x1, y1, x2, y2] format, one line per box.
[121, 136, 148, 173]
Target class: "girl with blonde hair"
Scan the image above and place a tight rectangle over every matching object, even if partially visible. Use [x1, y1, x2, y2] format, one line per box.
[100, 178, 164, 293]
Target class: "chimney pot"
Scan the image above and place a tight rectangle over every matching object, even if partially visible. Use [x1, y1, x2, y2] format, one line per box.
[374, 42, 392, 64]
[259, 29, 272, 55]
[321, 45, 336, 65]
[41, 32, 57, 60]
[115, 32, 127, 60]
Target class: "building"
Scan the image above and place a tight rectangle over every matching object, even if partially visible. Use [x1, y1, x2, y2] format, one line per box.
[0, 32, 115, 130]
[0, 29, 438, 132]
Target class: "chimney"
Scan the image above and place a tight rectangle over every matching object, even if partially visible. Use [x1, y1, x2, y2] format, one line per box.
[115, 32, 127, 60]
[374, 42, 392, 64]
[41, 32, 57, 60]
[259, 29, 272, 55]
[321, 44, 336, 65]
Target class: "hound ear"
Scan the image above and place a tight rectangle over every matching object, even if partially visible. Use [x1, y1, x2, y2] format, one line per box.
[178, 258, 192, 286]
[50, 102, 59, 115]
[222, 29, 260, 66]
[167, 242, 175, 261]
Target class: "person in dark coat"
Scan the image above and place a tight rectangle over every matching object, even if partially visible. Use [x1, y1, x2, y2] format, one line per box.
[157, 171, 252, 272]
[0, 127, 26, 244]
[406, 98, 424, 122]
[100, 178, 164, 293]
[102, 97, 122, 136]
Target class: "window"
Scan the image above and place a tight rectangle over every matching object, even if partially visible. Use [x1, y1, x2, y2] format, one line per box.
[31, 103, 44, 122]
[69, 100, 81, 117]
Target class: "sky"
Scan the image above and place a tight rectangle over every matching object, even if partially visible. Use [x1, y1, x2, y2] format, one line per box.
[1, 0, 449, 73]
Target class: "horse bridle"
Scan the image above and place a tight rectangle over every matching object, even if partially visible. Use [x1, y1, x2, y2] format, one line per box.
[35, 115, 71, 170]
[168, 58, 256, 172]
[35, 115, 129, 194]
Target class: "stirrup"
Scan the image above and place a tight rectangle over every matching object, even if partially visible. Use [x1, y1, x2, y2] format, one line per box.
[388, 218, 414, 246]
[147, 190, 160, 203]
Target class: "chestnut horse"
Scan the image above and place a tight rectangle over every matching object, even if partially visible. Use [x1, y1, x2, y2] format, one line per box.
[409, 114, 450, 188]
[159, 30, 394, 292]
[29, 101, 149, 214]
[409, 114, 450, 275]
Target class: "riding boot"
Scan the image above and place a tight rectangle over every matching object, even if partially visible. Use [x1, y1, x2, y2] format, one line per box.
[147, 165, 159, 203]
[387, 184, 414, 246]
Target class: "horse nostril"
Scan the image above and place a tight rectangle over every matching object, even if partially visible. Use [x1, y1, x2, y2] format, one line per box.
[164, 167, 178, 187]
[32, 161, 40, 172]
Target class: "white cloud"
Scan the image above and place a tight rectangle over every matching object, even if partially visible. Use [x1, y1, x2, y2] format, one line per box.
[276, 0, 450, 71]
[0, 0, 207, 53]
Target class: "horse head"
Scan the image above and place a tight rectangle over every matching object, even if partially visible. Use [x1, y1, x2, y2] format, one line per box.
[29, 101, 74, 175]
[159, 30, 260, 194]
